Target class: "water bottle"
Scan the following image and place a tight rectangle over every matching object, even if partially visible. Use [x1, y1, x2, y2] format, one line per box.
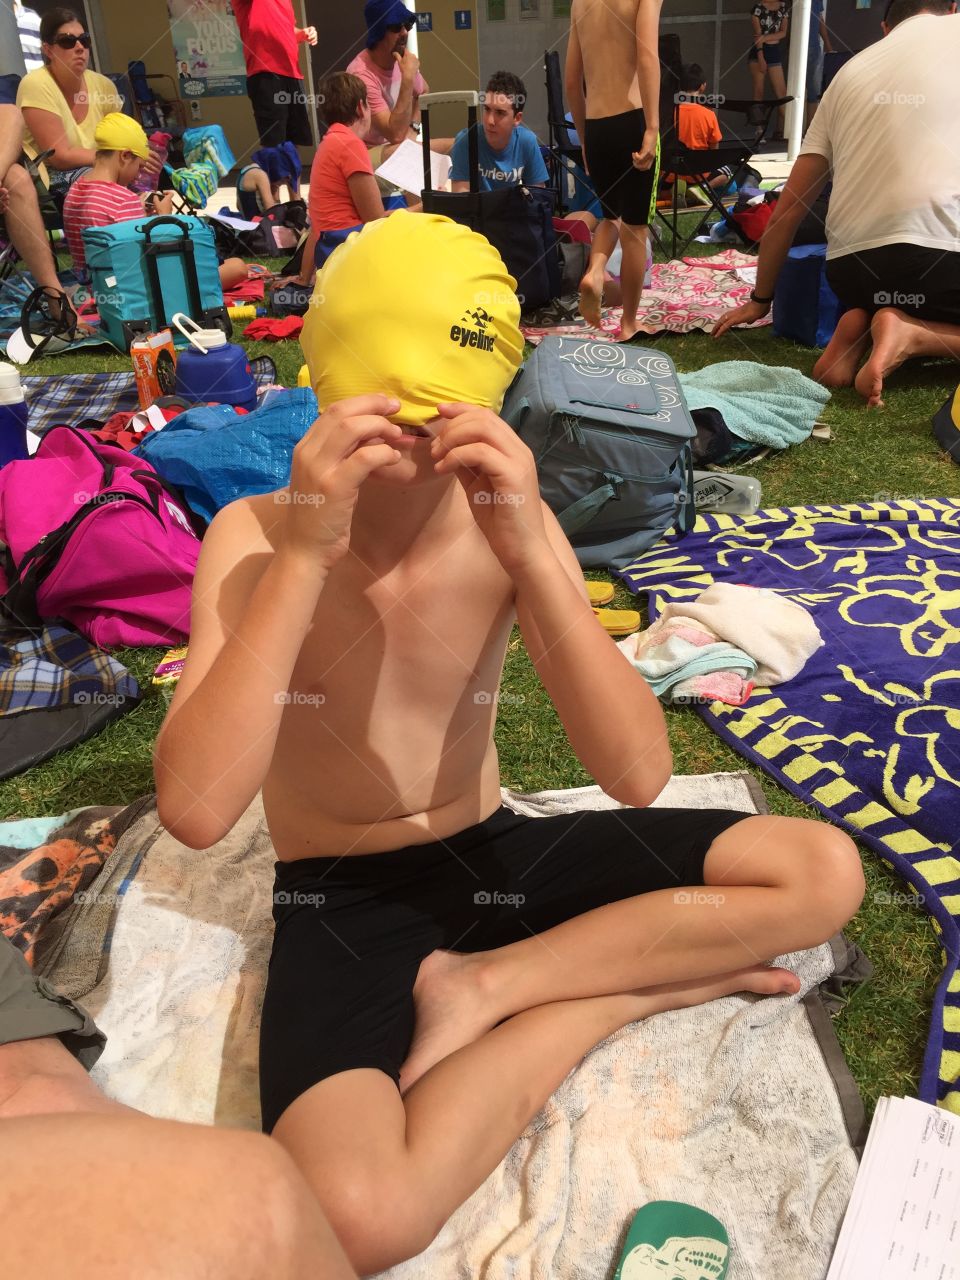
[692, 471, 762, 514]
[0, 363, 30, 467]
[171, 313, 258, 412]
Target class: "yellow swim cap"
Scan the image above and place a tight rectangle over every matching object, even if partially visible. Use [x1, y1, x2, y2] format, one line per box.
[94, 112, 151, 160]
[301, 212, 524, 428]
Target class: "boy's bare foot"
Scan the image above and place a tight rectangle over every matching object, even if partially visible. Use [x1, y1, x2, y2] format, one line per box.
[578, 265, 605, 329]
[813, 308, 871, 388]
[398, 949, 800, 1093]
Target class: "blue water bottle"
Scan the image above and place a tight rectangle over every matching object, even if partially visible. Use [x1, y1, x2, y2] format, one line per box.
[171, 313, 258, 412]
[0, 363, 30, 467]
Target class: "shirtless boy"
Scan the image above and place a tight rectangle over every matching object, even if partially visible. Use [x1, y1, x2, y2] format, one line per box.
[154, 213, 864, 1274]
[566, 0, 662, 339]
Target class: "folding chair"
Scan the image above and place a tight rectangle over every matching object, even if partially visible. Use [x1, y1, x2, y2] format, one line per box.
[126, 61, 187, 136]
[654, 95, 790, 258]
[543, 50, 585, 215]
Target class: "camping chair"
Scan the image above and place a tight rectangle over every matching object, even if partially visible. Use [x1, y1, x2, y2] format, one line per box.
[0, 150, 63, 289]
[543, 50, 585, 215]
[126, 61, 187, 136]
[653, 94, 790, 258]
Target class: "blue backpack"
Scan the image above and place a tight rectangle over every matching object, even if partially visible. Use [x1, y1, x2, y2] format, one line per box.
[83, 215, 228, 352]
[502, 336, 696, 569]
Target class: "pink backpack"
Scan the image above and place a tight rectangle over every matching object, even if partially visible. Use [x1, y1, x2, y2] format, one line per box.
[0, 427, 201, 648]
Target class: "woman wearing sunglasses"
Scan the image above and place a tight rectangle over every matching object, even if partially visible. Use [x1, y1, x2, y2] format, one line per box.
[15, 7, 124, 198]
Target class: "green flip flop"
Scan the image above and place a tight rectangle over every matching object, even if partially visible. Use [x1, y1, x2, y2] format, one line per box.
[613, 1200, 730, 1279]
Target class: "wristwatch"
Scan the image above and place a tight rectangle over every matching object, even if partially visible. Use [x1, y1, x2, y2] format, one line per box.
[749, 290, 774, 305]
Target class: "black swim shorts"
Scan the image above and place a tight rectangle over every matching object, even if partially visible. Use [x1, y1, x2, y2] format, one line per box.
[826, 243, 960, 324]
[258, 802, 752, 1131]
[583, 108, 660, 226]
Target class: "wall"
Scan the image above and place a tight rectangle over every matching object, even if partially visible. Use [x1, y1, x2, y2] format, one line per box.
[91, 0, 312, 166]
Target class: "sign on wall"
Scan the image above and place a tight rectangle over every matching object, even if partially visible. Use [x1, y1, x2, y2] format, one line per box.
[168, 0, 247, 97]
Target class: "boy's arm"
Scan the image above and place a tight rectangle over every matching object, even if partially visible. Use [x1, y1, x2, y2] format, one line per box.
[430, 405, 672, 806]
[634, 0, 663, 171]
[513, 506, 672, 806]
[564, 11, 587, 159]
[154, 395, 405, 849]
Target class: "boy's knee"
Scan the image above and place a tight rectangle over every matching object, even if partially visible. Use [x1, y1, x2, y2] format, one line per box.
[320, 1163, 441, 1273]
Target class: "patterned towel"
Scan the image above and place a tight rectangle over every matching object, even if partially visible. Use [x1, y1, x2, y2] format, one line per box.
[522, 250, 772, 343]
[619, 499, 960, 1114]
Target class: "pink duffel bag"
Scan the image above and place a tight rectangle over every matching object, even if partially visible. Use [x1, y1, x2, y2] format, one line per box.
[0, 426, 202, 648]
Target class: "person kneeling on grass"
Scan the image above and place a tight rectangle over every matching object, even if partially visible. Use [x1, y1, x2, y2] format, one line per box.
[63, 113, 247, 291]
[153, 211, 864, 1276]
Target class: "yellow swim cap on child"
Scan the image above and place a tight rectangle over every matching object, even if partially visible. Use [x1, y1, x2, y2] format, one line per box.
[300, 212, 524, 428]
[94, 112, 151, 160]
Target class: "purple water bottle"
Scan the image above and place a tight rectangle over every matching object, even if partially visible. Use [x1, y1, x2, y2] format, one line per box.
[0, 363, 29, 467]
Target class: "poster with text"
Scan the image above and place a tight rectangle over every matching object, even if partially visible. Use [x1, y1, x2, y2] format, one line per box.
[168, 0, 246, 97]
[519, 0, 540, 17]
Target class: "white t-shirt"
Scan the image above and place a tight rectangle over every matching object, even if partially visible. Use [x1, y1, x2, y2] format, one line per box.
[800, 13, 960, 259]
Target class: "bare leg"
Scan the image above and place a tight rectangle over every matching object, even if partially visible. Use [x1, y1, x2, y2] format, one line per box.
[0, 1035, 358, 1278]
[275, 964, 797, 1274]
[218, 257, 249, 290]
[749, 63, 766, 108]
[564, 210, 599, 231]
[3, 163, 61, 294]
[813, 307, 872, 387]
[854, 306, 960, 407]
[240, 165, 274, 214]
[398, 814, 863, 1089]
[617, 222, 650, 341]
[579, 216, 619, 328]
[768, 65, 788, 134]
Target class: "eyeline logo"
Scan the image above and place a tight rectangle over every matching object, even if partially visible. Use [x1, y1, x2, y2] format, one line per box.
[450, 306, 496, 352]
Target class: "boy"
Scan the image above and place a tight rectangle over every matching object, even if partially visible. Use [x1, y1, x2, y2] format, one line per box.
[565, 0, 662, 338]
[154, 213, 863, 1274]
[63, 113, 246, 289]
[662, 63, 734, 200]
[450, 70, 549, 192]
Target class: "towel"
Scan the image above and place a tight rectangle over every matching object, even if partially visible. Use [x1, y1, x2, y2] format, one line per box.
[619, 617, 757, 705]
[678, 362, 831, 449]
[657, 583, 824, 686]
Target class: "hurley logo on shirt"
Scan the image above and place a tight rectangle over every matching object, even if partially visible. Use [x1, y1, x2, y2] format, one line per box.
[449, 307, 496, 352]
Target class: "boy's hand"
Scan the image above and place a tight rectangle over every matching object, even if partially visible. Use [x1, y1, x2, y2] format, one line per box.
[281, 395, 404, 569]
[632, 127, 659, 172]
[431, 404, 548, 574]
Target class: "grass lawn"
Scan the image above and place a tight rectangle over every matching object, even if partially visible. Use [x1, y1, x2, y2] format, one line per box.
[6, 237, 957, 1117]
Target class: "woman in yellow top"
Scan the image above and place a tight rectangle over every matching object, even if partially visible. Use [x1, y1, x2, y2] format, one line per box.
[15, 6, 124, 196]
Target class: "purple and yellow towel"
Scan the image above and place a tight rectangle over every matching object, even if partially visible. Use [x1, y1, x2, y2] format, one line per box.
[620, 499, 960, 1114]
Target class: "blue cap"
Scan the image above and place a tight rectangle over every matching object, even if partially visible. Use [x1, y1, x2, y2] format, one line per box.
[364, 0, 415, 48]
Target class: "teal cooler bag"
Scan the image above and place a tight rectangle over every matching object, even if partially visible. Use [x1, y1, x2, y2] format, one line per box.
[772, 243, 845, 348]
[83, 214, 229, 352]
[502, 336, 696, 570]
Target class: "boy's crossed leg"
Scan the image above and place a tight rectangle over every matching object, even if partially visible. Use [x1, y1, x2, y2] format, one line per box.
[269, 812, 864, 1273]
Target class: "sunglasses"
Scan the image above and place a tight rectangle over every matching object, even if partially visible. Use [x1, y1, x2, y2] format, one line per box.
[52, 33, 92, 50]
[386, 23, 408, 32]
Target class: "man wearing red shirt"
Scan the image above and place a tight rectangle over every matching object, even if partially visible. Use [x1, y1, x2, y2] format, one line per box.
[232, 0, 318, 147]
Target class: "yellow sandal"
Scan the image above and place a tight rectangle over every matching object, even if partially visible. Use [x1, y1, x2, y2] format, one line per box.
[593, 607, 641, 636]
[586, 580, 615, 607]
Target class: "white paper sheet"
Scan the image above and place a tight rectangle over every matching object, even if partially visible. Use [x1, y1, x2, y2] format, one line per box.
[374, 138, 451, 195]
[205, 210, 259, 231]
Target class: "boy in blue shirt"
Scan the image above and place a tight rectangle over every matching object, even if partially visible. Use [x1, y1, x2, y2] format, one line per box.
[450, 70, 548, 192]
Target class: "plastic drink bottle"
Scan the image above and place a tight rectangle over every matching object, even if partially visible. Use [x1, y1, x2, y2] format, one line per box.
[171, 313, 257, 412]
[0, 363, 30, 467]
[692, 471, 762, 514]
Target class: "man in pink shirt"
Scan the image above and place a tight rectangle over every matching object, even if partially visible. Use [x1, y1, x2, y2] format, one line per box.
[346, 0, 452, 171]
[233, 0, 318, 147]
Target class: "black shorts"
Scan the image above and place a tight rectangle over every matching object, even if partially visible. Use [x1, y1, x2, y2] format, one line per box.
[748, 43, 783, 66]
[583, 109, 660, 226]
[826, 243, 960, 324]
[247, 71, 312, 148]
[259, 802, 751, 1131]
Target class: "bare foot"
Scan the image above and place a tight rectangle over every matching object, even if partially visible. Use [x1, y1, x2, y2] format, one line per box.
[813, 308, 871, 388]
[854, 307, 925, 408]
[398, 952, 799, 1093]
[578, 265, 605, 329]
[399, 949, 493, 1094]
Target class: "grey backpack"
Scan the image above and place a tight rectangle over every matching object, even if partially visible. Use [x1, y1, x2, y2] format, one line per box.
[502, 336, 697, 569]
